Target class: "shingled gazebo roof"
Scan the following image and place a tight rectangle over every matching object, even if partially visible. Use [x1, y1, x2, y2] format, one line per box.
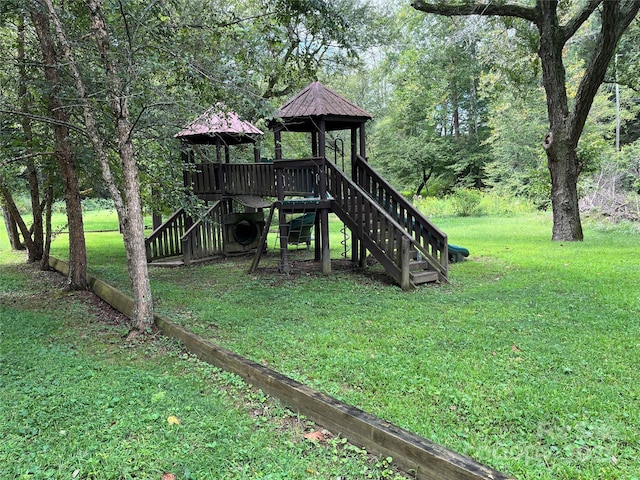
[272, 81, 373, 132]
[175, 105, 263, 145]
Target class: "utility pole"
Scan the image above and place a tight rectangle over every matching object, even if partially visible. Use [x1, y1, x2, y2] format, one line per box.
[615, 53, 621, 152]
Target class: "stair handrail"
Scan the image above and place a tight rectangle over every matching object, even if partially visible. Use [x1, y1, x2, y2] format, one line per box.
[181, 201, 224, 265]
[145, 208, 189, 262]
[353, 155, 448, 280]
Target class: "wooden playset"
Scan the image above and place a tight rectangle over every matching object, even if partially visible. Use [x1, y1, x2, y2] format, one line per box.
[145, 82, 449, 289]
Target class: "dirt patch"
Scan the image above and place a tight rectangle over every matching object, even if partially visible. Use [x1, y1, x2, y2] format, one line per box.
[257, 256, 397, 286]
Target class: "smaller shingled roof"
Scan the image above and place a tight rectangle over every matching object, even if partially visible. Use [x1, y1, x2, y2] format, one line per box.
[175, 105, 263, 145]
[275, 81, 372, 131]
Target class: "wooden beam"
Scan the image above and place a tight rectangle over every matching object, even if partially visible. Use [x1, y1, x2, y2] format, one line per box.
[400, 236, 412, 290]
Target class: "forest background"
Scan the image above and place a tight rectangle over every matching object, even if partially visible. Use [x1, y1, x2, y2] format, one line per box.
[1, 0, 639, 329]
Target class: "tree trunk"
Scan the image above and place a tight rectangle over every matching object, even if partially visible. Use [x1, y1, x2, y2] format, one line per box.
[537, 1, 583, 241]
[25, 161, 44, 262]
[42, 0, 154, 330]
[84, 0, 154, 331]
[1, 200, 25, 250]
[41, 178, 54, 271]
[544, 128, 584, 240]
[415, 166, 433, 197]
[0, 183, 36, 253]
[451, 75, 460, 141]
[29, 5, 87, 289]
[18, 16, 45, 262]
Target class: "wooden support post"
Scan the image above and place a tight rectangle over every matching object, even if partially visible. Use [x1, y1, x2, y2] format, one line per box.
[151, 185, 162, 231]
[182, 236, 192, 266]
[152, 212, 162, 230]
[276, 166, 289, 274]
[278, 207, 290, 274]
[400, 236, 411, 291]
[274, 130, 282, 160]
[311, 131, 318, 157]
[314, 215, 321, 262]
[317, 124, 331, 275]
[350, 128, 360, 265]
[321, 208, 331, 275]
[359, 243, 367, 269]
[215, 137, 222, 163]
[350, 128, 358, 181]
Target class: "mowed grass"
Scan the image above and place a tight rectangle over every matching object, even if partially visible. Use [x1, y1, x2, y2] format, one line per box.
[43, 210, 640, 479]
[0, 234, 406, 479]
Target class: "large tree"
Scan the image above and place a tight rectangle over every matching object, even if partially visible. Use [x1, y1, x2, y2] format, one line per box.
[28, 1, 88, 287]
[412, 0, 640, 241]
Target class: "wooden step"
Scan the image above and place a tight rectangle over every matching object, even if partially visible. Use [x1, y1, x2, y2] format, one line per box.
[148, 257, 185, 267]
[410, 270, 439, 285]
[409, 259, 429, 271]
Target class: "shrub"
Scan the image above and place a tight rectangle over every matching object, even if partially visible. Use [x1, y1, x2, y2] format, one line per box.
[449, 188, 483, 217]
[82, 197, 115, 212]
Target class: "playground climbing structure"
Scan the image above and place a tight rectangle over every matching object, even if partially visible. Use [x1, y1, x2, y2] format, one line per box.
[146, 82, 448, 288]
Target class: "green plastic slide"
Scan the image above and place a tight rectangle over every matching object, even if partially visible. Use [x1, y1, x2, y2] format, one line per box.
[448, 244, 470, 263]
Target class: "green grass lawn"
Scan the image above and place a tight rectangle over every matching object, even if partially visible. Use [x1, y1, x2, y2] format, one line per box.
[7, 209, 640, 479]
[0, 245, 406, 479]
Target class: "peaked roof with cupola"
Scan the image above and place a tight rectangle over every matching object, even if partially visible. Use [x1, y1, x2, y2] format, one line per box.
[271, 81, 373, 132]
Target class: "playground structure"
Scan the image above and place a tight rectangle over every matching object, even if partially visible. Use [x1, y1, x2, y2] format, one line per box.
[146, 82, 450, 288]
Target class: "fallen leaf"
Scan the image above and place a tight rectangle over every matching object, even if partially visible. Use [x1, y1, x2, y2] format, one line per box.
[511, 345, 521, 353]
[304, 430, 325, 442]
[162, 474, 176, 480]
[167, 415, 181, 425]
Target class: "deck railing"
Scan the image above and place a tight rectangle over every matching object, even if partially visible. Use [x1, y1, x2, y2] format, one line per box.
[223, 164, 276, 196]
[274, 158, 322, 198]
[184, 163, 221, 196]
[185, 162, 276, 197]
[145, 208, 190, 262]
[185, 160, 322, 199]
[181, 201, 224, 265]
[353, 155, 448, 280]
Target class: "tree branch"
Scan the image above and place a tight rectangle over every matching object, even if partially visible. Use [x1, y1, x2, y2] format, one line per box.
[560, 0, 603, 42]
[411, 1, 539, 24]
[0, 109, 88, 136]
[569, 0, 640, 142]
[618, 0, 640, 36]
[0, 151, 55, 168]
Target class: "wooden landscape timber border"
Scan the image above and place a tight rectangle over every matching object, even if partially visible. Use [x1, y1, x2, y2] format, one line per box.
[49, 257, 513, 480]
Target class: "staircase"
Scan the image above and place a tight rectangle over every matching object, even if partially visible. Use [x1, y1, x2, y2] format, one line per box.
[326, 159, 447, 288]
